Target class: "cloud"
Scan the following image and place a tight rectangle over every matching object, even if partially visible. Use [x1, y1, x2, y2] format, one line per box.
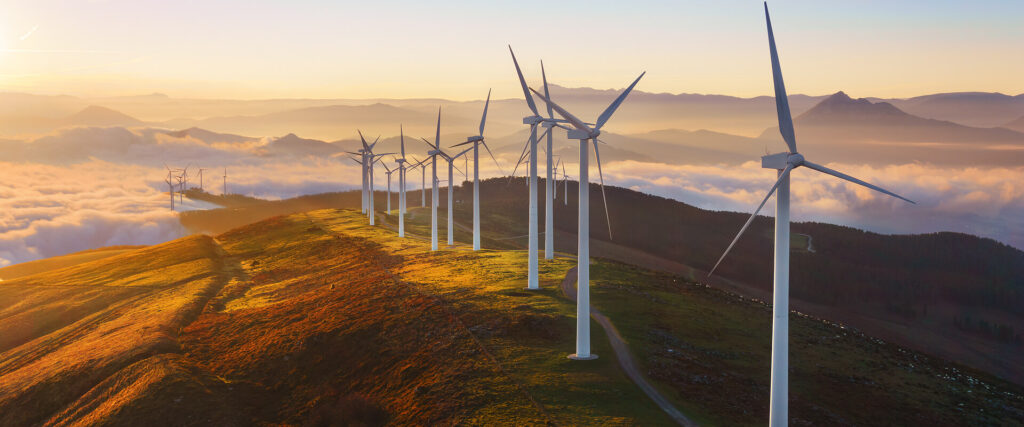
[598, 160, 1024, 249]
[1, 126, 1022, 270]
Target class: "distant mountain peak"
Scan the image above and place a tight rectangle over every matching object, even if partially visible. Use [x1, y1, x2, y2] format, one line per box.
[64, 105, 143, 126]
[798, 91, 909, 122]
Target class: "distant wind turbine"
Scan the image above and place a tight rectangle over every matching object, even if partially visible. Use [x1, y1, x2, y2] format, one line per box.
[197, 167, 207, 192]
[396, 125, 409, 237]
[424, 108, 443, 251]
[449, 89, 502, 251]
[531, 69, 644, 361]
[223, 167, 227, 195]
[708, 4, 915, 426]
[382, 161, 395, 213]
[164, 164, 176, 210]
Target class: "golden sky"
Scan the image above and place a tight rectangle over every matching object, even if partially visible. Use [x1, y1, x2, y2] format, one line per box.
[1, 0, 1023, 100]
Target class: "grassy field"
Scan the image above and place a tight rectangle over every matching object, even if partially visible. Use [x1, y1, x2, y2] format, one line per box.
[0, 245, 145, 280]
[3, 208, 1021, 425]
[587, 260, 1024, 425]
[0, 209, 675, 425]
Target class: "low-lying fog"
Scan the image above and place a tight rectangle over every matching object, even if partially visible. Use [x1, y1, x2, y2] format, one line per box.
[0, 126, 1020, 267]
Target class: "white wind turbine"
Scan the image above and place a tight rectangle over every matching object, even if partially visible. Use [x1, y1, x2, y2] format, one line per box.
[382, 161, 395, 213]
[366, 150, 394, 225]
[421, 135, 464, 247]
[163, 165, 177, 210]
[423, 107, 444, 251]
[531, 71, 644, 360]
[222, 167, 227, 195]
[449, 89, 503, 251]
[396, 125, 410, 237]
[708, 4, 915, 425]
[508, 46, 565, 290]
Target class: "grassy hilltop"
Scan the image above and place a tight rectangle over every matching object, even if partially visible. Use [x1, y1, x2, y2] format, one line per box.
[1, 208, 1021, 425]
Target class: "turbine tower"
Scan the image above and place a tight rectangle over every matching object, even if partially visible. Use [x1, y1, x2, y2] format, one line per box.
[708, 4, 915, 426]
[396, 125, 409, 237]
[531, 71, 644, 361]
[382, 162, 395, 213]
[450, 89, 502, 251]
[509, 47, 574, 288]
[164, 165, 176, 210]
[197, 167, 207, 191]
[222, 167, 227, 195]
[423, 108, 443, 251]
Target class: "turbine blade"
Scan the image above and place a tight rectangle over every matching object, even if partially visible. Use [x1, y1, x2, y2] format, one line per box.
[510, 134, 532, 178]
[509, 45, 540, 116]
[450, 140, 475, 148]
[765, 3, 797, 153]
[709, 164, 794, 276]
[592, 139, 613, 240]
[358, 130, 368, 149]
[595, 72, 645, 131]
[421, 137, 437, 150]
[479, 89, 491, 136]
[434, 107, 441, 147]
[802, 160, 916, 204]
[481, 140, 505, 176]
[541, 60, 554, 119]
[400, 124, 405, 157]
[529, 88, 591, 134]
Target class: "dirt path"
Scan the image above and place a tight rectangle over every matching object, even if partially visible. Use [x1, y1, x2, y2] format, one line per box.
[559, 266, 697, 427]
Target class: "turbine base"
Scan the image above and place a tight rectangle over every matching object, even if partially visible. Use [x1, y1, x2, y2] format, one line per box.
[567, 353, 598, 361]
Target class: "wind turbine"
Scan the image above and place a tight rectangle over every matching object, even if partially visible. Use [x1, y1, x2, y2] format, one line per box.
[366, 150, 394, 225]
[423, 108, 443, 251]
[508, 46, 550, 290]
[449, 89, 503, 251]
[164, 165, 177, 210]
[382, 161, 395, 213]
[222, 168, 227, 195]
[432, 143, 467, 247]
[197, 167, 207, 192]
[396, 125, 410, 237]
[708, 4, 915, 425]
[531, 70, 644, 361]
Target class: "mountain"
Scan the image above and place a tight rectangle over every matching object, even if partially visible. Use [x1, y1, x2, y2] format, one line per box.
[190, 103, 458, 141]
[159, 127, 256, 144]
[1005, 114, 1024, 133]
[263, 133, 343, 157]
[888, 92, 1024, 128]
[4, 209, 1020, 425]
[62, 105, 145, 127]
[759, 92, 1024, 166]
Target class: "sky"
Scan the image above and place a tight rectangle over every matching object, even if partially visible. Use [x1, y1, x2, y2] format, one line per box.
[1, 0, 1023, 100]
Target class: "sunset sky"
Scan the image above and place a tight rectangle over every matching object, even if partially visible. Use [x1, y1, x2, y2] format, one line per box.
[1, 0, 1023, 100]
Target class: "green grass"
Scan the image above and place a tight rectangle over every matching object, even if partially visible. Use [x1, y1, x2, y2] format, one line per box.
[587, 259, 1024, 425]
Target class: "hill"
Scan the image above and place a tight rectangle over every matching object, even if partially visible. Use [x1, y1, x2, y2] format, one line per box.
[3, 209, 1022, 425]
[759, 92, 1024, 166]
[1006, 114, 1024, 133]
[0, 246, 144, 280]
[62, 105, 145, 128]
[176, 180, 1024, 387]
[889, 92, 1024, 128]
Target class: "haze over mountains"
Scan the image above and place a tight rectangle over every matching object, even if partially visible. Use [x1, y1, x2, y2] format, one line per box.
[0, 85, 1023, 267]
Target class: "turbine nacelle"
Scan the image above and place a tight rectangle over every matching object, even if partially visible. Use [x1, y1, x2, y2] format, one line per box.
[522, 116, 544, 125]
[761, 152, 804, 169]
[566, 128, 596, 140]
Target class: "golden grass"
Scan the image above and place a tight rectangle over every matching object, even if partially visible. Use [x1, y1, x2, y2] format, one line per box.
[0, 246, 144, 281]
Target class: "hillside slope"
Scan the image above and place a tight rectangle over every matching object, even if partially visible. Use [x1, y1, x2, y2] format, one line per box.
[0, 210, 674, 425]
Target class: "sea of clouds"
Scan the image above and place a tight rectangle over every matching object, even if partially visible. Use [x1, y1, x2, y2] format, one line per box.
[1, 126, 1021, 268]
